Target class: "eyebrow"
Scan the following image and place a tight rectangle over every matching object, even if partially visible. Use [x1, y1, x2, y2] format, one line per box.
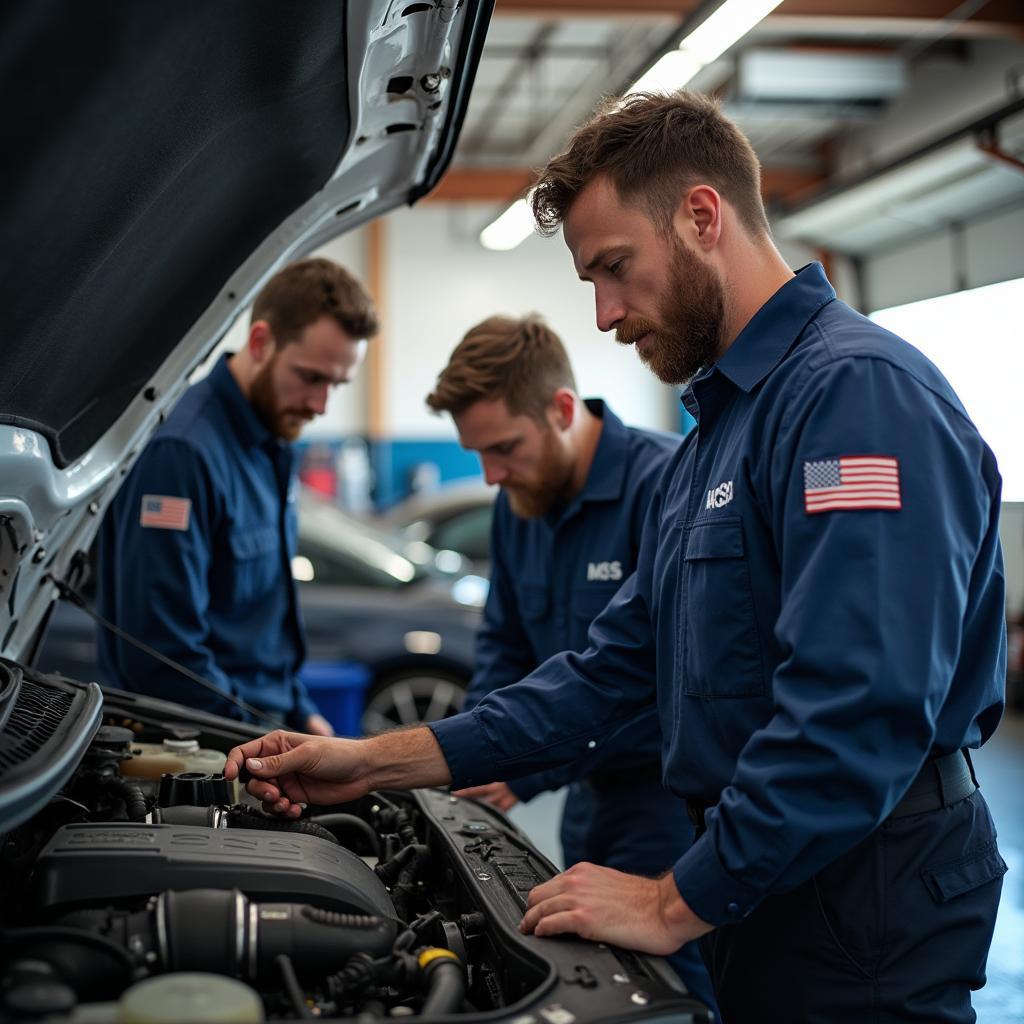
[579, 245, 624, 280]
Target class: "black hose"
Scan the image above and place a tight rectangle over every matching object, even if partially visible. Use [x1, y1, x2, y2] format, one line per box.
[421, 959, 465, 1016]
[276, 954, 313, 1019]
[308, 813, 382, 857]
[99, 776, 147, 822]
[226, 806, 338, 845]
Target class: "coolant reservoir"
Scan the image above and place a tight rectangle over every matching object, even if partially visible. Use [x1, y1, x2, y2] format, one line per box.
[119, 738, 226, 780]
[118, 974, 263, 1023]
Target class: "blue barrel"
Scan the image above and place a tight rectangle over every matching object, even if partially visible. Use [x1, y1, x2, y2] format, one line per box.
[299, 660, 372, 736]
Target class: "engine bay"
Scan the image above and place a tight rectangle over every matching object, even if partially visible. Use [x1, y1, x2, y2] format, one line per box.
[0, 662, 710, 1022]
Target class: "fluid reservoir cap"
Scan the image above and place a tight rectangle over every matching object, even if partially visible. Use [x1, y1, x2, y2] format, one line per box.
[162, 738, 201, 753]
[119, 973, 263, 1023]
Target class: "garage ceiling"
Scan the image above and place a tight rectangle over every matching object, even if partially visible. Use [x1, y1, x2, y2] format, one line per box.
[433, 0, 1024, 254]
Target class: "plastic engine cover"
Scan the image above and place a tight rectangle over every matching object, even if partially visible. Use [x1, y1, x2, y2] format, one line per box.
[31, 823, 394, 918]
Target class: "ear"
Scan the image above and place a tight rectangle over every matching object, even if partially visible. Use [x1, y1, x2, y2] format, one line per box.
[672, 185, 722, 251]
[548, 388, 576, 431]
[247, 320, 277, 367]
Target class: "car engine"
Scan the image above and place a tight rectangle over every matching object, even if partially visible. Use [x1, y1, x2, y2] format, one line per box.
[0, 661, 710, 1022]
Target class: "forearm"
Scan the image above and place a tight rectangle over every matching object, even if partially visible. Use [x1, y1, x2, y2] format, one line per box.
[363, 726, 452, 790]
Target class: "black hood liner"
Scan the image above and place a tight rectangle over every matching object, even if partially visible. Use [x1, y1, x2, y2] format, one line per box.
[0, 1, 351, 467]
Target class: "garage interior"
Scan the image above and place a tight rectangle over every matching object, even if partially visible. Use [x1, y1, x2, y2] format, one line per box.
[13, 0, 1023, 1018]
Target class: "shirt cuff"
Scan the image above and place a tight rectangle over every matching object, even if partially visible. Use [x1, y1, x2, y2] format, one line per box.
[672, 828, 766, 928]
[428, 709, 500, 789]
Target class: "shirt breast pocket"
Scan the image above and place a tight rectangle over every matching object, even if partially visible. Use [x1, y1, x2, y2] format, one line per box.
[228, 525, 280, 604]
[679, 517, 766, 698]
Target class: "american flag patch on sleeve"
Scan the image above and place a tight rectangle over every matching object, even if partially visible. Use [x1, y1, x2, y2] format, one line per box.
[140, 494, 192, 531]
[803, 456, 901, 515]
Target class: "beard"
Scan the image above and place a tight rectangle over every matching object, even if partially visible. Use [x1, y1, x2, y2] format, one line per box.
[504, 428, 575, 519]
[616, 240, 724, 387]
[250, 356, 312, 442]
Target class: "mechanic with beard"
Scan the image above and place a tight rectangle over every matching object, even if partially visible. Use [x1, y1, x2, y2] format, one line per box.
[423, 315, 715, 1011]
[227, 93, 1006, 1022]
[97, 258, 378, 734]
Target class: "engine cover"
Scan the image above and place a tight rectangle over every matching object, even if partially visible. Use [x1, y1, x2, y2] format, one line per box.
[32, 823, 394, 918]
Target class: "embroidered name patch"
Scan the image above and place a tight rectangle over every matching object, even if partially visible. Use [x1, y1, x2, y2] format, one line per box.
[140, 494, 192, 531]
[803, 456, 901, 515]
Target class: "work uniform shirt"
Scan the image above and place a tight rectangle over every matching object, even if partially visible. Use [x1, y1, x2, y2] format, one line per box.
[97, 355, 316, 728]
[463, 400, 681, 800]
[432, 263, 1006, 926]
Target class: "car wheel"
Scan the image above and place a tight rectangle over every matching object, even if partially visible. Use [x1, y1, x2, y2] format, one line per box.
[361, 669, 467, 734]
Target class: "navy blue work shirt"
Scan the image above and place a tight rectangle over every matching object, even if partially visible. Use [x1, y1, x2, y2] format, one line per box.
[432, 263, 1006, 927]
[463, 400, 681, 801]
[97, 355, 316, 728]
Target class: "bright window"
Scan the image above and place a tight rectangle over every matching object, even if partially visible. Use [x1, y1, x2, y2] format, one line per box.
[870, 278, 1024, 502]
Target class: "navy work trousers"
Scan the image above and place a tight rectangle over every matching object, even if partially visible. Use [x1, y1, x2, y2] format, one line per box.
[699, 789, 1005, 1023]
[560, 778, 719, 1017]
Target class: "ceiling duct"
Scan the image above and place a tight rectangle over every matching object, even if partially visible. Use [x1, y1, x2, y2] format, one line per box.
[737, 47, 906, 104]
[774, 99, 1024, 255]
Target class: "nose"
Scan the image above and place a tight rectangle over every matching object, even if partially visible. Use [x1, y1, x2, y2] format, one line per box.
[595, 286, 626, 334]
[481, 456, 507, 487]
[306, 384, 330, 416]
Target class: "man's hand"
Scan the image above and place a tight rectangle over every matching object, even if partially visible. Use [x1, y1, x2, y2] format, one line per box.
[453, 781, 520, 812]
[224, 726, 452, 817]
[305, 713, 335, 737]
[519, 863, 713, 955]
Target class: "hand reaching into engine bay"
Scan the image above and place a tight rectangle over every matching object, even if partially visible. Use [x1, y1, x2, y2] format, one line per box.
[519, 863, 714, 955]
[225, 726, 452, 816]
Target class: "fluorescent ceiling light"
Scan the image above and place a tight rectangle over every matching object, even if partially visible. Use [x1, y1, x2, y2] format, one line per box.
[479, 195, 534, 252]
[629, 50, 704, 95]
[627, 0, 783, 94]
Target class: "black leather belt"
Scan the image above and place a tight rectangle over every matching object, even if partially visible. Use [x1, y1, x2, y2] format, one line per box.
[888, 748, 977, 818]
[686, 749, 978, 832]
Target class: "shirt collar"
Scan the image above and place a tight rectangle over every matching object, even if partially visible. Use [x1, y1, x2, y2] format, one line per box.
[576, 398, 630, 504]
[702, 261, 836, 395]
[208, 354, 275, 450]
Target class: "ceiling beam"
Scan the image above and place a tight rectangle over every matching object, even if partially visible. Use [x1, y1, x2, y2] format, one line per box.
[421, 166, 826, 205]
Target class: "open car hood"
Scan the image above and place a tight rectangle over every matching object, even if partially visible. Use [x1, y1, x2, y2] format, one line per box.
[0, 0, 492, 663]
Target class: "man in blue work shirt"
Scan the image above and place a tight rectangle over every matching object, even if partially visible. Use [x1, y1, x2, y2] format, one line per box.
[424, 314, 714, 1010]
[228, 93, 1006, 1022]
[98, 258, 378, 734]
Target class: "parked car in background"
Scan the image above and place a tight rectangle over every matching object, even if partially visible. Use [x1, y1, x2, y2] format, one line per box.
[384, 480, 496, 570]
[36, 490, 486, 735]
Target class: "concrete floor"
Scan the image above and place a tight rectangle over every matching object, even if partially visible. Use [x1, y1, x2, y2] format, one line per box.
[510, 712, 1024, 1022]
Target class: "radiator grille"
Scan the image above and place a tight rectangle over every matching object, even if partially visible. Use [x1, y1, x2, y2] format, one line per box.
[0, 676, 75, 778]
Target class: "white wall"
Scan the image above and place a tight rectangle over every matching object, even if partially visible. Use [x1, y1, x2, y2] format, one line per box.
[1002, 504, 1024, 618]
[381, 202, 681, 437]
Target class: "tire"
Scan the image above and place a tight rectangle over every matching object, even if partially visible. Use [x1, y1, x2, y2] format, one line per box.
[361, 669, 467, 735]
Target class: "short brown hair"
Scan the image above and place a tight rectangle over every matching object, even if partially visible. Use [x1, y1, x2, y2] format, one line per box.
[426, 315, 576, 421]
[251, 257, 379, 344]
[532, 90, 769, 238]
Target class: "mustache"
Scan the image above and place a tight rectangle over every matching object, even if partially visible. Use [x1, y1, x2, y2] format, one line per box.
[615, 318, 658, 345]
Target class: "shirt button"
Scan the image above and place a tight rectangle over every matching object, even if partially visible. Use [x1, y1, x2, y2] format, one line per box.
[727, 901, 740, 916]
[587, 740, 597, 749]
